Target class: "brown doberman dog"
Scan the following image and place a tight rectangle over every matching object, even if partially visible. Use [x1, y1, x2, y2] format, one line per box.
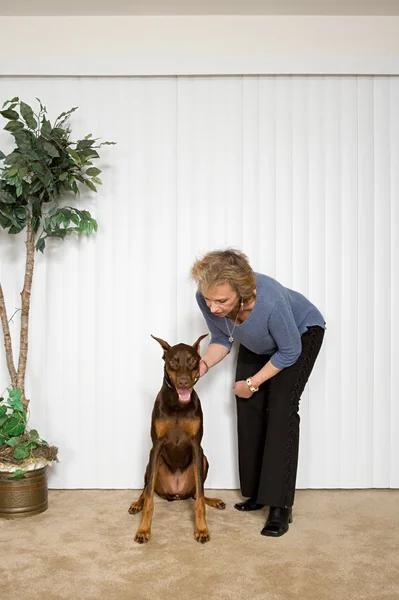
[128, 334, 225, 544]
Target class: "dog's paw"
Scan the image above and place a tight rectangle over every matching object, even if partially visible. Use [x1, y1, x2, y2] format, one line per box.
[134, 529, 150, 544]
[128, 501, 143, 515]
[195, 528, 210, 544]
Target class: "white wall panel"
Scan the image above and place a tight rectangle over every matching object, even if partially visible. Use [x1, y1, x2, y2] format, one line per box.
[0, 75, 398, 489]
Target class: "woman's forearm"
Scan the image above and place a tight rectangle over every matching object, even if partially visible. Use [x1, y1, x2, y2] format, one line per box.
[252, 360, 282, 388]
[201, 343, 230, 369]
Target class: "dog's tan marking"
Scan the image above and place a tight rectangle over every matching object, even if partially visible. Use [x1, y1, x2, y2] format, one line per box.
[154, 419, 174, 438]
[180, 418, 201, 437]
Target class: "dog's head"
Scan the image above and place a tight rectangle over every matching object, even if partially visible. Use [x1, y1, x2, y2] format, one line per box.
[151, 334, 208, 404]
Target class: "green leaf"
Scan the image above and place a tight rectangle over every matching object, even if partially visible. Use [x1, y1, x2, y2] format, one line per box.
[0, 208, 19, 229]
[31, 162, 42, 173]
[13, 446, 29, 459]
[28, 429, 39, 440]
[4, 120, 24, 132]
[36, 97, 45, 111]
[3, 415, 18, 428]
[9, 389, 21, 402]
[86, 167, 101, 177]
[5, 436, 21, 447]
[71, 180, 79, 195]
[0, 109, 19, 120]
[3, 419, 25, 436]
[77, 139, 96, 150]
[13, 131, 34, 153]
[7, 469, 26, 480]
[58, 172, 68, 181]
[8, 225, 24, 234]
[20, 102, 37, 129]
[69, 213, 80, 226]
[84, 179, 97, 193]
[41, 118, 52, 136]
[56, 106, 78, 123]
[29, 179, 44, 194]
[36, 237, 46, 253]
[81, 149, 99, 160]
[51, 127, 66, 139]
[8, 398, 24, 412]
[43, 171, 53, 188]
[0, 150, 6, 160]
[67, 148, 81, 164]
[40, 439, 49, 447]
[2, 97, 19, 108]
[43, 142, 59, 158]
[8, 166, 19, 177]
[0, 190, 16, 204]
[9, 423, 25, 437]
[92, 176, 102, 185]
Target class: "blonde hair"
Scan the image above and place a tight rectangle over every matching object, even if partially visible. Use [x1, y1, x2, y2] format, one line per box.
[190, 248, 256, 302]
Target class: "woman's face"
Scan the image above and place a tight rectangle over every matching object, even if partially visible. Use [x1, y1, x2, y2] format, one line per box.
[202, 282, 239, 318]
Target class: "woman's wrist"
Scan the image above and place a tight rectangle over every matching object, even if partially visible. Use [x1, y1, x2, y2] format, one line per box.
[246, 377, 259, 393]
[200, 358, 209, 370]
[199, 358, 210, 376]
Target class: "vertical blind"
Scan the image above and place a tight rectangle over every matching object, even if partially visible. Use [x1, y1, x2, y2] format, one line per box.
[0, 75, 397, 488]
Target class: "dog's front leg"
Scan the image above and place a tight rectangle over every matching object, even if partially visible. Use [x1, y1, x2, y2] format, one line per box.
[192, 441, 210, 543]
[134, 440, 163, 544]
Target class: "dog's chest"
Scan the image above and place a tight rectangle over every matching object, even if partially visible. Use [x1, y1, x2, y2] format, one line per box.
[155, 417, 201, 467]
[155, 416, 201, 440]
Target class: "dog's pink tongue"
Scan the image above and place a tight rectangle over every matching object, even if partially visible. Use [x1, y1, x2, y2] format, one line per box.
[177, 388, 193, 403]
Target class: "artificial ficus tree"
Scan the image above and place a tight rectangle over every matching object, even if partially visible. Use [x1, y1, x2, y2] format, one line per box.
[0, 97, 114, 410]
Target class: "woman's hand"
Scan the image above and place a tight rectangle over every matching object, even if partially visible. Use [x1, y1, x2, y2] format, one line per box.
[233, 380, 253, 399]
[199, 359, 209, 377]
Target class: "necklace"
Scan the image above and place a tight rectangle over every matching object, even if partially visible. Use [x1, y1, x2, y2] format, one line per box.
[225, 300, 243, 342]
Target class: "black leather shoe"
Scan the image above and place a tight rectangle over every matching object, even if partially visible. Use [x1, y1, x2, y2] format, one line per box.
[260, 506, 293, 537]
[234, 498, 264, 512]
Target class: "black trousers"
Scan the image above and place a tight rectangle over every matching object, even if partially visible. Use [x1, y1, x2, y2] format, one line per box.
[235, 326, 325, 508]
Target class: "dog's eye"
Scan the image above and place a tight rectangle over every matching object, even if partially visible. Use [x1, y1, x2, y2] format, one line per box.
[169, 359, 178, 369]
[188, 357, 198, 369]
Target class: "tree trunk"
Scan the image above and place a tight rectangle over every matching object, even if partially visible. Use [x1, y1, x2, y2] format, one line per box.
[0, 282, 18, 389]
[16, 220, 36, 409]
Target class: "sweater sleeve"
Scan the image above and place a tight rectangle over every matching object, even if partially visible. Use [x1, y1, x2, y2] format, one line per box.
[268, 296, 302, 369]
[195, 292, 232, 351]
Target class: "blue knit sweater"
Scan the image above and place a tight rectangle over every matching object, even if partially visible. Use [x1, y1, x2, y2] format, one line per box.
[196, 272, 325, 369]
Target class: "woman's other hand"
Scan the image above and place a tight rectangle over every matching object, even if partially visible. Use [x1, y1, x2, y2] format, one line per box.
[199, 359, 209, 377]
[233, 380, 253, 399]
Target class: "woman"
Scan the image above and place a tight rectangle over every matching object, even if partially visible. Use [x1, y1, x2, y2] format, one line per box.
[191, 248, 325, 537]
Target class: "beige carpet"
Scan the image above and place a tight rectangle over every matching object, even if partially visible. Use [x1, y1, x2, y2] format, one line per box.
[1, 489, 398, 600]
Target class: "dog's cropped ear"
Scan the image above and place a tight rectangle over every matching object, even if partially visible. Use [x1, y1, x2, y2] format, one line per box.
[151, 335, 171, 358]
[192, 333, 208, 353]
